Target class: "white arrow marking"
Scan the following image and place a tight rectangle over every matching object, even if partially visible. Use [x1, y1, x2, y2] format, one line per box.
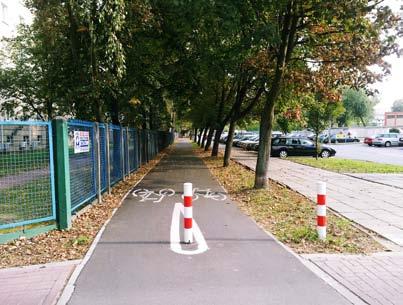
[170, 202, 209, 255]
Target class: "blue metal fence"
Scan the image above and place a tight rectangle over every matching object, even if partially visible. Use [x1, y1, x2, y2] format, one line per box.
[68, 120, 97, 211]
[99, 124, 107, 191]
[0, 121, 56, 229]
[0, 119, 173, 233]
[128, 128, 137, 172]
[109, 124, 122, 185]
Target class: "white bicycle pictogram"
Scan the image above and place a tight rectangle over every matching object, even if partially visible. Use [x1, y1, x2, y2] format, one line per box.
[132, 188, 175, 203]
[182, 188, 227, 201]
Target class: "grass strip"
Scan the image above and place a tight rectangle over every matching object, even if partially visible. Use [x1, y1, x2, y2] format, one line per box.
[0, 150, 50, 178]
[289, 157, 403, 174]
[197, 148, 384, 254]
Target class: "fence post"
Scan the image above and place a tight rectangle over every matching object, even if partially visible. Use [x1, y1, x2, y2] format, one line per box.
[120, 126, 125, 181]
[126, 127, 130, 175]
[52, 118, 71, 230]
[105, 124, 111, 194]
[95, 123, 102, 203]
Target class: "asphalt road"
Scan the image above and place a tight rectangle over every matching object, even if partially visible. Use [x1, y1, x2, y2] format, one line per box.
[327, 143, 403, 166]
[67, 141, 349, 305]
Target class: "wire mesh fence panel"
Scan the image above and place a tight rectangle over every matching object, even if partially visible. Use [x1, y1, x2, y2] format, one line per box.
[136, 130, 141, 166]
[134, 130, 139, 170]
[109, 125, 122, 184]
[145, 130, 150, 162]
[68, 120, 96, 211]
[0, 121, 55, 229]
[99, 124, 107, 191]
[149, 131, 154, 159]
[128, 128, 136, 172]
[123, 128, 129, 176]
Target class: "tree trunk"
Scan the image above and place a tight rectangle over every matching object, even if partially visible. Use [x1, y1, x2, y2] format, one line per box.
[211, 126, 223, 156]
[254, 98, 275, 188]
[204, 128, 214, 151]
[110, 96, 120, 125]
[223, 119, 236, 167]
[360, 117, 366, 127]
[201, 128, 208, 147]
[197, 128, 203, 146]
[46, 100, 53, 120]
[193, 128, 197, 142]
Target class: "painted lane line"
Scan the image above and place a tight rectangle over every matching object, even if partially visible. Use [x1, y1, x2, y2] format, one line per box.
[170, 202, 208, 255]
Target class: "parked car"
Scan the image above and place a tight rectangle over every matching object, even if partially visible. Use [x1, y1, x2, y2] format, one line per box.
[372, 133, 400, 147]
[289, 130, 315, 139]
[220, 134, 230, 143]
[399, 136, 403, 146]
[239, 135, 259, 150]
[233, 134, 256, 147]
[271, 137, 336, 158]
[364, 136, 375, 146]
[321, 134, 359, 144]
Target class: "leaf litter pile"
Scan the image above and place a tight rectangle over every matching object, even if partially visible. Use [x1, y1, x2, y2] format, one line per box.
[0, 151, 168, 268]
[197, 149, 384, 254]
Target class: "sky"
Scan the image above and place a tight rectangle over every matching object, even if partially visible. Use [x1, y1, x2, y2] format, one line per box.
[371, 0, 403, 115]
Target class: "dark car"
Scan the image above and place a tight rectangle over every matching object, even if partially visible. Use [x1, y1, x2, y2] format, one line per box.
[271, 137, 336, 158]
[321, 134, 360, 144]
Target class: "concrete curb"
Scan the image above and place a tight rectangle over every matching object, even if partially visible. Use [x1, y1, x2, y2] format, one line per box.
[56, 153, 168, 305]
[0, 259, 81, 273]
[344, 173, 403, 190]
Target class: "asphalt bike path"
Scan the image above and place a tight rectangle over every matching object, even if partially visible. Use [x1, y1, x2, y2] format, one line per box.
[67, 140, 349, 305]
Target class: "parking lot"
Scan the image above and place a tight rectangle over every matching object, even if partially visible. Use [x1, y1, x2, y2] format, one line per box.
[327, 143, 403, 166]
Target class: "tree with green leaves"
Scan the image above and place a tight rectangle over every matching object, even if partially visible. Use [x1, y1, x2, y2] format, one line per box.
[391, 99, 403, 112]
[338, 88, 377, 127]
[251, 0, 399, 188]
[305, 95, 345, 158]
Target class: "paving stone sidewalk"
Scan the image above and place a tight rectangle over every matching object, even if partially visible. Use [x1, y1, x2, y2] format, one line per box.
[0, 260, 79, 305]
[229, 148, 403, 247]
[303, 253, 403, 305]
[346, 173, 403, 190]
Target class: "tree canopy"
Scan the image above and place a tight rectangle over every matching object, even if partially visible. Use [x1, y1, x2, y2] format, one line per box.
[392, 99, 403, 112]
[0, 0, 400, 188]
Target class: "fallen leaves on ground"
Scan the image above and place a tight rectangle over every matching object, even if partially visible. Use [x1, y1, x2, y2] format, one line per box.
[0, 151, 168, 268]
[196, 148, 384, 254]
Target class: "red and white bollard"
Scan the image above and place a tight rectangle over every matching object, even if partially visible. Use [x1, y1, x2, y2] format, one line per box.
[316, 181, 327, 240]
[183, 182, 193, 244]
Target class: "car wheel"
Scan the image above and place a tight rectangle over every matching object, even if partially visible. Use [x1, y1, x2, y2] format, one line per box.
[279, 150, 288, 159]
[367, 144, 372, 146]
[385, 141, 391, 147]
[320, 150, 330, 158]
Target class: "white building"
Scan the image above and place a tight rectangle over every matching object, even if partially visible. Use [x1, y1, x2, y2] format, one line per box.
[0, 0, 32, 38]
[0, 0, 32, 120]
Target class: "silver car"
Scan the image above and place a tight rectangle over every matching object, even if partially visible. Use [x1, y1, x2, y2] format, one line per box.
[372, 133, 400, 147]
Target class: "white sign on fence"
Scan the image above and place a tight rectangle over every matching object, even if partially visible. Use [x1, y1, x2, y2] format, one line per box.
[74, 131, 90, 153]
